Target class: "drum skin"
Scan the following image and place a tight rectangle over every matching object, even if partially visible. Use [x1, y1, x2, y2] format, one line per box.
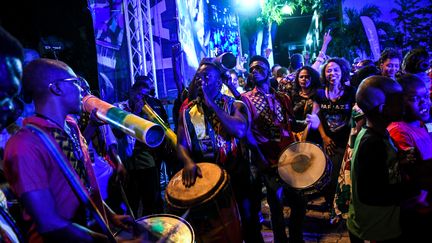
[278, 142, 332, 195]
[114, 214, 194, 243]
[166, 163, 242, 243]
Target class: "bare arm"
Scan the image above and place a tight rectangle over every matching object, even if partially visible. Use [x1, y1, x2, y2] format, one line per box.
[313, 102, 336, 155]
[312, 30, 332, 72]
[202, 95, 248, 139]
[176, 109, 202, 187]
[21, 189, 106, 242]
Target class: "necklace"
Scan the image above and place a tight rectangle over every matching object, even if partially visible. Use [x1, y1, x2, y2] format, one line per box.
[325, 86, 344, 101]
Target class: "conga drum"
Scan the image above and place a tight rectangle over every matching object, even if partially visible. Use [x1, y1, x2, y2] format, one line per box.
[165, 162, 242, 243]
[114, 214, 195, 243]
[278, 142, 332, 196]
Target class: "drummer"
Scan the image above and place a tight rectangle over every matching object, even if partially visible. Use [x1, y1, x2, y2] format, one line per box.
[241, 55, 320, 243]
[3, 58, 136, 242]
[178, 58, 264, 243]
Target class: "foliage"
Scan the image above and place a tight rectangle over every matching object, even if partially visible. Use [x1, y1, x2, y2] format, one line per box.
[259, 0, 339, 25]
[391, 0, 432, 51]
[326, 4, 398, 62]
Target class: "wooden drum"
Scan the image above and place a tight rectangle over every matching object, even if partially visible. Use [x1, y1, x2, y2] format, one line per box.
[165, 162, 242, 243]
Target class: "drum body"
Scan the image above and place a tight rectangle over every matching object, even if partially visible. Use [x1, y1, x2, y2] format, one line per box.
[165, 163, 242, 243]
[115, 214, 195, 243]
[278, 142, 332, 196]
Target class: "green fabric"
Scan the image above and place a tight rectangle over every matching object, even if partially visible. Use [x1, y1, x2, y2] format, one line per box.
[347, 128, 401, 241]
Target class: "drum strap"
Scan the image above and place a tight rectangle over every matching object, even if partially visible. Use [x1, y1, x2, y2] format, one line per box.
[25, 124, 116, 243]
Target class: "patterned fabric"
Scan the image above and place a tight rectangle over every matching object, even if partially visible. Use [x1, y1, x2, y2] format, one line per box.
[184, 93, 238, 164]
[248, 89, 284, 139]
[49, 125, 90, 189]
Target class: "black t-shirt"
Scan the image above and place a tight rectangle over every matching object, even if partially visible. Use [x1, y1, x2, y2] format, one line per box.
[315, 86, 356, 147]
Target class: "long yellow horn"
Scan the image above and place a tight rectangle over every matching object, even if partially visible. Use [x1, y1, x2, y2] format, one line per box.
[82, 95, 165, 148]
[142, 102, 177, 147]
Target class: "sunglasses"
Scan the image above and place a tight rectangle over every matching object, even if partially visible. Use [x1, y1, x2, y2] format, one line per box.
[48, 76, 86, 89]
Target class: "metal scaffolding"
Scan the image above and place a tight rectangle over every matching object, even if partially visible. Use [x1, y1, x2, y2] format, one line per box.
[123, 0, 158, 97]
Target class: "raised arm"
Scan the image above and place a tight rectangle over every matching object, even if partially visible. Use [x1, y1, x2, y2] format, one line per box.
[312, 30, 332, 72]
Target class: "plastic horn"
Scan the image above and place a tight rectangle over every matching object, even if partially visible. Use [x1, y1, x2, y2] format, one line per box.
[200, 52, 236, 71]
[214, 52, 236, 70]
[82, 95, 165, 148]
[142, 102, 177, 146]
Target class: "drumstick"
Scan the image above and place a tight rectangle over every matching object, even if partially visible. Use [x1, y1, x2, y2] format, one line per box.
[156, 209, 190, 243]
[300, 124, 310, 143]
[119, 184, 136, 220]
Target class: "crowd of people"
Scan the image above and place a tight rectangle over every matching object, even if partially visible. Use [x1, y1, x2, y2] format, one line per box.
[1, 22, 432, 243]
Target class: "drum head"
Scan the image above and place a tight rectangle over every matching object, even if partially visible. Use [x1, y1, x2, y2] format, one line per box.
[278, 142, 326, 189]
[115, 214, 194, 243]
[166, 162, 226, 208]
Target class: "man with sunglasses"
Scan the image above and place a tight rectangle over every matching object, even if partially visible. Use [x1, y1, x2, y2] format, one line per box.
[241, 55, 307, 243]
[3, 58, 134, 242]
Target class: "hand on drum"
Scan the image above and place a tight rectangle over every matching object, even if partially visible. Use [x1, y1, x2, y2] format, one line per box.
[110, 214, 135, 231]
[305, 114, 320, 129]
[182, 163, 202, 187]
[322, 136, 336, 156]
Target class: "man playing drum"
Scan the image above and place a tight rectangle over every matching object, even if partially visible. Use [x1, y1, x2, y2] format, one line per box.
[3, 58, 136, 242]
[178, 59, 264, 243]
[241, 55, 319, 243]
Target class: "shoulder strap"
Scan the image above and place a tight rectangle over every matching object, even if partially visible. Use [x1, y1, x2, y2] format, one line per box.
[25, 124, 116, 243]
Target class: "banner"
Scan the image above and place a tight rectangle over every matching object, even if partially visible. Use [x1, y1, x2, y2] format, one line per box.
[88, 0, 130, 103]
[360, 16, 381, 62]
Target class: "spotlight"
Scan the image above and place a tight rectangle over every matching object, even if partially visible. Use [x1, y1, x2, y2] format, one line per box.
[281, 4, 293, 15]
[235, 0, 260, 13]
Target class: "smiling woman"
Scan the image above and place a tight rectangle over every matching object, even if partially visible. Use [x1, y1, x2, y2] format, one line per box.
[312, 58, 356, 207]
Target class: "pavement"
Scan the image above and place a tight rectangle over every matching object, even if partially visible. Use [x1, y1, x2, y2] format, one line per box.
[260, 196, 350, 243]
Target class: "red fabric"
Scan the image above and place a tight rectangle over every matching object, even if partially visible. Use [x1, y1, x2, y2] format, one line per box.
[388, 121, 432, 161]
[3, 116, 106, 242]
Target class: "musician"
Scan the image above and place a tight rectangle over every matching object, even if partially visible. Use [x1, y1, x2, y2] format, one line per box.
[3, 58, 133, 242]
[178, 59, 264, 243]
[0, 25, 25, 243]
[114, 75, 166, 217]
[241, 55, 318, 243]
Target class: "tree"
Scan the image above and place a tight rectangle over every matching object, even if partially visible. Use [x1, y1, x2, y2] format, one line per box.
[245, 0, 337, 58]
[391, 0, 432, 51]
[326, 4, 397, 62]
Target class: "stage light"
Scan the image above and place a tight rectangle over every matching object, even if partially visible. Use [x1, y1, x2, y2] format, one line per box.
[306, 34, 313, 46]
[235, 0, 260, 12]
[281, 4, 293, 15]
